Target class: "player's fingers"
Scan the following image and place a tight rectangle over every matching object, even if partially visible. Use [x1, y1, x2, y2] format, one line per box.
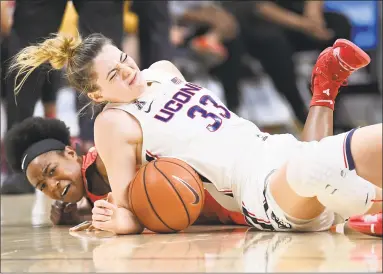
[86, 224, 95, 231]
[50, 214, 61, 224]
[91, 221, 110, 231]
[106, 192, 114, 204]
[50, 207, 63, 216]
[91, 206, 113, 216]
[52, 200, 68, 208]
[69, 221, 92, 232]
[64, 203, 77, 213]
[50, 208, 64, 224]
[85, 224, 104, 232]
[51, 204, 65, 214]
[92, 213, 112, 222]
[94, 199, 117, 210]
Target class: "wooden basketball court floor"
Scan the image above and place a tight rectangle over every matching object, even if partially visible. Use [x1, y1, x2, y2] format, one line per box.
[1, 193, 382, 273]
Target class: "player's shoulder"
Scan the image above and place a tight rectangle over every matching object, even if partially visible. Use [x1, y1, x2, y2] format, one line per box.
[148, 60, 178, 71]
[148, 60, 186, 82]
[95, 108, 141, 140]
[96, 108, 138, 128]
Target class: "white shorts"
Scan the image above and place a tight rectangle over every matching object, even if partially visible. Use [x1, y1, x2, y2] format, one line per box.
[239, 129, 357, 232]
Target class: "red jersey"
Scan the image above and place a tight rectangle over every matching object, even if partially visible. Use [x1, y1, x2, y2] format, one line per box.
[81, 147, 107, 203]
[81, 147, 247, 226]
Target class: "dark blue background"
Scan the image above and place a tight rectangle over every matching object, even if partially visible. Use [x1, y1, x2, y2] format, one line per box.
[324, 1, 379, 50]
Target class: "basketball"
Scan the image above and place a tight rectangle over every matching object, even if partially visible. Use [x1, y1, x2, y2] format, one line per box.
[128, 158, 205, 233]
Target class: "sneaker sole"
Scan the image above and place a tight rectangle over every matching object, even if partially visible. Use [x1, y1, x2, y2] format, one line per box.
[334, 39, 371, 69]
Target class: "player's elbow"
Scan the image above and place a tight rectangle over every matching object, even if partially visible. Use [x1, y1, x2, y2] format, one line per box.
[132, 223, 145, 235]
[115, 221, 145, 235]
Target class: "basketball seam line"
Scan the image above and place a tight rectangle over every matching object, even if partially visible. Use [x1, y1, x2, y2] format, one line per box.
[128, 168, 142, 217]
[144, 163, 177, 232]
[153, 161, 191, 228]
[158, 159, 205, 208]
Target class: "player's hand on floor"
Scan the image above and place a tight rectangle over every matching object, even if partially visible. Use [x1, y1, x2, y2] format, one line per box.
[50, 200, 81, 225]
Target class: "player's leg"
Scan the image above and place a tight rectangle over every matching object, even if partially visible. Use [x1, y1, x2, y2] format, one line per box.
[349, 124, 382, 216]
[271, 123, 382, 217]
[1, 0, 67, 195]
[284, 37, 383, 222]
[5, 0, 67, 130]
[350, 125, 382, 190]
[270, 107, 336, 221]
[286, 123, 382, 209]
[269, 39, 372, 223]
[343, 125, 383, 237]
[300, 106, 333, 141]
[73, 0, 124, 152]
[41, 70, 62, 119]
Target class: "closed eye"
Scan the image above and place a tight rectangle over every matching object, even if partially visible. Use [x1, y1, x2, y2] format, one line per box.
[108, 68, 118, 81]
[121, 53, 127, 63]
[109, 53, 128, 81]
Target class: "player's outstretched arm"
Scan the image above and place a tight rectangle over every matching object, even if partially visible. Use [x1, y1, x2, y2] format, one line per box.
[92, 108, 144, 234]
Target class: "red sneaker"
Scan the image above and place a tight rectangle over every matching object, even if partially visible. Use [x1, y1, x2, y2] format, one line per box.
[310, 39, 371, 110]
[348, 212, 382, 237]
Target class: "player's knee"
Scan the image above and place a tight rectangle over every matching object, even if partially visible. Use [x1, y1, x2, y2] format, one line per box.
[286, 139, 340, 197]
[285, 142, 321, 198]
[286, 136, 377, 219]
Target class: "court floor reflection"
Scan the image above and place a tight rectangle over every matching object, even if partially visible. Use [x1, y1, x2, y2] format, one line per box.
[1, 194, 382, 272]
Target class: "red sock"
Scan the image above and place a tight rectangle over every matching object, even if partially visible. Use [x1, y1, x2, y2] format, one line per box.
[310, 85, 338, 110]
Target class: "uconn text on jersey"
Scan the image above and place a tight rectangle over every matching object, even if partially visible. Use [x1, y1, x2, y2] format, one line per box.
[154, 82, 231, 132]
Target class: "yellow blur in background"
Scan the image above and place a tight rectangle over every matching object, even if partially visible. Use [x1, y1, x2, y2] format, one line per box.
[58, 1, 138, 37]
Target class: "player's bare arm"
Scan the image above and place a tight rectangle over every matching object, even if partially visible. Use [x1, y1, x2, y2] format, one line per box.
[92, 108, 144, 234]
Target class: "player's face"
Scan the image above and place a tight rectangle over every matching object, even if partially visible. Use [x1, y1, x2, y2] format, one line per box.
[91, 44, 145, 103]
[26, 147, 85, 203]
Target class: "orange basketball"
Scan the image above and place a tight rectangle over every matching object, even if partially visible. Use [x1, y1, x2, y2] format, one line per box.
[128, 158, 205, 233]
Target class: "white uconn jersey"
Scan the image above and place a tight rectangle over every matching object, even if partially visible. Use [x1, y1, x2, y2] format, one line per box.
[104, 68, 264, 212]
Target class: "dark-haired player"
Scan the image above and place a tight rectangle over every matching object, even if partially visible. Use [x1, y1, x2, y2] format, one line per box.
[4, 116, 248, 227]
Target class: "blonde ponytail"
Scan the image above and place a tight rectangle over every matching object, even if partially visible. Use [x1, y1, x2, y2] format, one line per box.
[9, 34, 81, 95]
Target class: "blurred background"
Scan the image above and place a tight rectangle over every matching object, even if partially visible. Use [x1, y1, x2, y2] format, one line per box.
[0, 1, 382, 193]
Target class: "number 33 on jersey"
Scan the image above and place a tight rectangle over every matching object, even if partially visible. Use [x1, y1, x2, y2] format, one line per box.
[105, 74, 262, 206]
[154, 82, 231, 132]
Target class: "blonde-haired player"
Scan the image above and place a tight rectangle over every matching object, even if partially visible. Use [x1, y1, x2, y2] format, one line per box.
[8, 33, 382, 236]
